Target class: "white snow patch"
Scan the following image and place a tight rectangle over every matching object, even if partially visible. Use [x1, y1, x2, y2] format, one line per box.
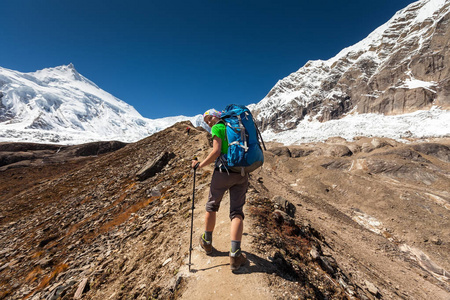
[352, 212, 384, 235]
[414, 0, 447, 23]
[398, 79, 437, 92]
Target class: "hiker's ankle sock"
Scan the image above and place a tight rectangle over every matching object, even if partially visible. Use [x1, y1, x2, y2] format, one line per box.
[230, 240, 241, 255]
[204, 231, 212, 243]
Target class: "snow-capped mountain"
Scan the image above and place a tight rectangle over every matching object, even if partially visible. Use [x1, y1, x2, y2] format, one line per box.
[251, 0, 450, 133]
[0, 64, 203, 144]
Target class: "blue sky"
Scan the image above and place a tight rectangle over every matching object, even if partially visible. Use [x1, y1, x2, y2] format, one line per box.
[0, 0, 416, 119]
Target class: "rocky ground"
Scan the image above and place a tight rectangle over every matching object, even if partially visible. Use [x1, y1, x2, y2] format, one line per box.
[0, 121, 449, 299]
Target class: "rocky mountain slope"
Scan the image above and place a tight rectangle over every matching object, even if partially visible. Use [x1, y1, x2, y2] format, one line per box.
[252, 0, 450, 132]
[0, 64, 202, 144]
[1, 121, 449, 299]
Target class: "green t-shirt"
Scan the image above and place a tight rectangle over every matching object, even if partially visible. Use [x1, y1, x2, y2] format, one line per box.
[211, 122, 228, 154]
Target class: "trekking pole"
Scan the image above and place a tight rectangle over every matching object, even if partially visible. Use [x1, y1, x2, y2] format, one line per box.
[188, 158, 200, 272]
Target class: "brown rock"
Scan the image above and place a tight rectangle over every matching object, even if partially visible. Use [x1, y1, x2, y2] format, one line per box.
[324, 145, 352, 157]
[136, 151, 175, 181]
[268, 147, 291, 157]
[290, 148, 314, 158]
[412, 143, 450, 162]
[272, 196, 296, 217]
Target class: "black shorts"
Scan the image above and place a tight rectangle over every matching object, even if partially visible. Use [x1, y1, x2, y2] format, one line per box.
[206, 170, 249, 220]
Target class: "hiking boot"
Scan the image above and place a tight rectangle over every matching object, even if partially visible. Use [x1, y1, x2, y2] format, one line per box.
[230, 251, 247, 271]
[199, 234, 212, 255]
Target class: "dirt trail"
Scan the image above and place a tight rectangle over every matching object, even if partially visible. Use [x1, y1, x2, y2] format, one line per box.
[178, 174, 273, 299]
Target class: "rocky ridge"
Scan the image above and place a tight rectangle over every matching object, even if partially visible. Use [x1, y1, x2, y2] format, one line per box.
[0, 121, 449, 299]
[252, 0, 450, 132]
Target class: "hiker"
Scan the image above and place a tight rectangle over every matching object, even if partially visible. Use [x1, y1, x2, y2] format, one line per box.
[191, 108, 248, 271]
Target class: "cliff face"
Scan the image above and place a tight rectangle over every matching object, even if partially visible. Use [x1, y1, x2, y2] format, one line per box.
[252, 0, 450, 132]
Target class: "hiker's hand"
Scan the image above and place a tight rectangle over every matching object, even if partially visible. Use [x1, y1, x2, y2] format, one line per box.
[192, 160, 200, 170]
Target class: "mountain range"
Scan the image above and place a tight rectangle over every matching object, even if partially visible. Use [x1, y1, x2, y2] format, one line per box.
[1, 0, 449, 145]
[251, 0, 450, 133]
[0, 64, 203, 144]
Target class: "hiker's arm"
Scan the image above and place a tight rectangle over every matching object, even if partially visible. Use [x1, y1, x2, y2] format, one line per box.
[192, 136, 222, 169]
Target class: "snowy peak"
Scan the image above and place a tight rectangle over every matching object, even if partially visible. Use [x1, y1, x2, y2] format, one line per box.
[252, 0, 450, 133]
[329, 0, 448, 65]
[31, 63, 94, 86]
[0, 65, 202, 144]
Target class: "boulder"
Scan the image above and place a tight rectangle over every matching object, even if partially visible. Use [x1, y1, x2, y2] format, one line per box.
[371, 138, 392, 149]
[361, 143, 375, 153]
[347, 144, 362, 154]
[0, 151, 35, 167]
[291, 148, 314, 158]
[272, 196, 296, 217]
[324, 145, 352, 157]
[268, 147, 291, 157]
[412, 143, 450, 162]
[136, 152, 175, 181]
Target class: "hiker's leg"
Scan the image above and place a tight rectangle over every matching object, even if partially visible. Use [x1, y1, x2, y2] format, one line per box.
[229, 174, 248, 249]
[229, 215, 247, 271]
[228, 173, 248, 222]
[206, 171, 230, 213]
[205, 211, 216, 232]
[204, 171, 229, 243]
[230, 215, 243, 241]
[228, 174, 249, 270]
[200, 212, 215, 254]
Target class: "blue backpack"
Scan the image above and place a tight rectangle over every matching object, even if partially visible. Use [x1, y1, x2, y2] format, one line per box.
[217, 104, 266, 175]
